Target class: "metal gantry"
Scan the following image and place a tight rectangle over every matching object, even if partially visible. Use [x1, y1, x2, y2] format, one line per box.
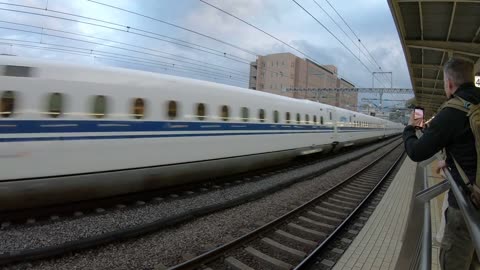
[284, 88, 413, 94]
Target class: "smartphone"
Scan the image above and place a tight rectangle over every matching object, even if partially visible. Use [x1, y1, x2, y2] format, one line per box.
[414, 107, 424, 128]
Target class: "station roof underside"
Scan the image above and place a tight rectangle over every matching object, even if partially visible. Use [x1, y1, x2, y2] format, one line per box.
[388, 0, 480, 119]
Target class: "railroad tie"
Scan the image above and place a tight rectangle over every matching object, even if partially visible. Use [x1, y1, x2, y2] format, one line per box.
[321, 201, 351, 213]
[298, 216, 335, 231]
[314, 206, 347, 218]
[261, 237, 306, 260]
[287, 223, 326, 241]
[305, 211, 342, 225]
[244, 246, 293, 270]
[224, 256, 255, 270]
[274, 230, 317, 249]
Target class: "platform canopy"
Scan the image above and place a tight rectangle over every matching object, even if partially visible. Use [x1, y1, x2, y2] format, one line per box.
[388, 0, 480, 119]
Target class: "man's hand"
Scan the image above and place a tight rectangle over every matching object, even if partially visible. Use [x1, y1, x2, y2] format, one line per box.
[408, 112, 424, 127]
[436, 160, 447, 175]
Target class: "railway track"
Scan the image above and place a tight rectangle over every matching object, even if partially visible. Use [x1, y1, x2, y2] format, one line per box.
[0, 136, 399, 227]
[0, 138, 402, 268]
[168, 143, 404, 270]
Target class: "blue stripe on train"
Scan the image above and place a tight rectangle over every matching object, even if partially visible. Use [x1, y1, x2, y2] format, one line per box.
[0, 120, 383, 134]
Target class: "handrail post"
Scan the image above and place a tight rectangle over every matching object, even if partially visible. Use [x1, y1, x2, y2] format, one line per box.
[419, 165, 431, 270]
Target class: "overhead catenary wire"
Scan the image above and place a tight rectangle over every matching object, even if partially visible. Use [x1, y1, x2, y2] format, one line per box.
[199, 0, 320, 65]
[323, 0, 390, 85]
[3, 41, 249, 85]
[96, 56, 247, 85]
[0, 2, 251, 63]
[0, 5, 292, 81]
[0, 20, 250, 77]
[0, 25, 252, 79]
[0, 32, 246, 82]
[0, 38, 250, 83]
[86, 0, 258, 56]
[200, 0, 391, 88]
[290, 0, 386, 85]
[311, 0, 390, 87]
[80, 0, 331, 81]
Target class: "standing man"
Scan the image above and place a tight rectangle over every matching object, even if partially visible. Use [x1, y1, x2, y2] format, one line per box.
[403, 58, 480, 270]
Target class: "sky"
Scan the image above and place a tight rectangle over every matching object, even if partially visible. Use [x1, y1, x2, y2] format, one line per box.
[0, 0, 413, 107]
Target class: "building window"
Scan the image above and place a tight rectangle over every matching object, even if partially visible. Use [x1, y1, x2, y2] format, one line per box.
[296, 113, 300, 124]
[0, 90, 15, 118]
[282, 61, 285, 65]
[220, 105, 229, 121]
[329, 111, 332, 120]
[132, 98, 145, 119]
[276, 61, 278, 66]
[274, 110, 279, 123]
[291, 62, 294, 68]
[167, 100, 177, 119]
[305, 114, 309, 124]
[258, 109, 266, 122]
[47, 92, 63, 118]
[321, 116, 324, 125]
[92, 95, 107, 118]
[196, 103, 206, 120]
[313, 115, 317, 124]
[286, 112, 291, 123]
[241, 107, 249, 122]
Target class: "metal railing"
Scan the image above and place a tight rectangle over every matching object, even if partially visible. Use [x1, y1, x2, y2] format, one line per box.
[399, 156, 480, 270]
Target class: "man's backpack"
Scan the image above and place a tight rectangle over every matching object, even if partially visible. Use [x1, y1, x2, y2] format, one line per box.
[441, 95, 480, 208]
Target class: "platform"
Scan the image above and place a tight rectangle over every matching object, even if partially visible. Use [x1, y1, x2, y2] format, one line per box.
[332, 157, 446, 270]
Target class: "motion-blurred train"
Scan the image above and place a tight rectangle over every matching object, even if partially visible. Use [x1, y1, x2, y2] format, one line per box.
[0, 56, 404, 210]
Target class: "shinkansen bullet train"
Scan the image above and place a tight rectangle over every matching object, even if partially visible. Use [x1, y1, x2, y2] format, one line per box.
[0, 56, 403, 210]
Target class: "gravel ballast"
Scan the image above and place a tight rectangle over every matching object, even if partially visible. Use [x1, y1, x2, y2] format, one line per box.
[3, 139, 401, 270]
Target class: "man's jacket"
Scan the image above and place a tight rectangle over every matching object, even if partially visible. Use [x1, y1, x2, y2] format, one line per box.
[403, 83, 480, 208]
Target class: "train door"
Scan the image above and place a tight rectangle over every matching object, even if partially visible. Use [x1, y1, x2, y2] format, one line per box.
[327, 108, 337, 142]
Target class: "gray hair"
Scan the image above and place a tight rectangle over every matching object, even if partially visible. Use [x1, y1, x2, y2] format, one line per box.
[443, 58, 474, 86]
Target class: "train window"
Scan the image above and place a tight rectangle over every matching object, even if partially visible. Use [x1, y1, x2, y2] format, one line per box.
[296, 113, 300, 124]
[313, 115, 317, 124]
[320, 116, 324, 125]
[258, 109, 266, 122]
[273, 110, 279, 123]
[0, 91, 15, 118]
[286, 112, 291, 123]
[47, 92, 63, 118]
[196, 103, 206, 121]
[92, 95, 107, 118]
[167, 100, 177, 119]
[131, 98, 145, 119]
[305, 114, 309, 124]
[241, 107, 249, 122]
[3, 65, 34, 77]
[220, 105, 229, 121]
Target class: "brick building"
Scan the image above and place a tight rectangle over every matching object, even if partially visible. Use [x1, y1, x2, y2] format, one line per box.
[249, 53, 357, 111]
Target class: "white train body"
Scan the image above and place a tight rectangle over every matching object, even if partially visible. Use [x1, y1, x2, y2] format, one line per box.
[0, 56, 404, 210]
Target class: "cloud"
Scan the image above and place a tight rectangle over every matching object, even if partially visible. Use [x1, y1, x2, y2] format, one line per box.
[0, 0, 412, 90]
